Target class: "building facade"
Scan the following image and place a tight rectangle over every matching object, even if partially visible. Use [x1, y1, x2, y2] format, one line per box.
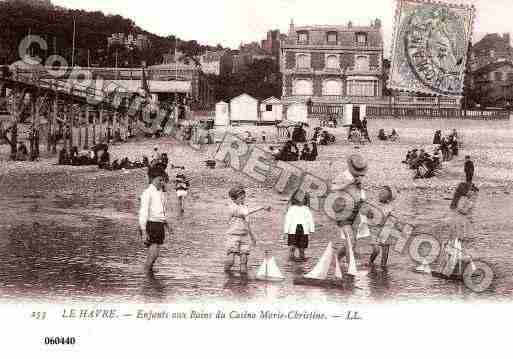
[470, 33, 512, 71]
[280, 19, 384, 122]
[198, 50, 233, 76]
[107, 33, 151, 50]
[472, 61, 513, 107]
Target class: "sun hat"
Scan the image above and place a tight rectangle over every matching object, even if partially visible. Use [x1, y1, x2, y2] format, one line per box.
[347, 154, 368, 177]
[229, 185, 246, 200]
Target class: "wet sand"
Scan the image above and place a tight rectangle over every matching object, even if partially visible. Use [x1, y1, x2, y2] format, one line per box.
[0, 118, 512, 303]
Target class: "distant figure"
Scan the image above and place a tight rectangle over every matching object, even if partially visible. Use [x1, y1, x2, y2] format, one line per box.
[175, 171, 190, 214]
[299, 143, 311, 161]
[98, 148, 111, 169]
[261, 131, 267, 143]
[291, 125, 307, 143]
[389, 129, 399, 141]
[433, 130, 442, 145]
[378, 129, 388, 141]
[464, 155, 474, 183]
[362, 117, 371, 142]
[58, 147, 69, 165]
[309, 141, 318, 161]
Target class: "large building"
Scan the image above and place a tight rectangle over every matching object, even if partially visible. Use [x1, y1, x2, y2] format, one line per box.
[469, 33, 513, 106]
[472, 61, 513, 107]
[107, 33, 151, 50]
[470, 33, 512, 71]
[261, 30, 281, 59]
[198, 50, 233, 76]
[280, 19, 384, 122]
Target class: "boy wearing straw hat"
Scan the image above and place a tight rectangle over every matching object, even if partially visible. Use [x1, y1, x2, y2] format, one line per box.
[331, 154, 368, 275]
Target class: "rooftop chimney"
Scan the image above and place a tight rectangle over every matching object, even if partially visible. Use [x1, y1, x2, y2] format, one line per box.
[374, 19, 382, 28]
[504, 33, 511, 46]
[289, 19, 295, 36]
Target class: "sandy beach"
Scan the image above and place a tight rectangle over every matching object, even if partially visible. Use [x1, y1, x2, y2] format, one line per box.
[1, 118, 512, 303]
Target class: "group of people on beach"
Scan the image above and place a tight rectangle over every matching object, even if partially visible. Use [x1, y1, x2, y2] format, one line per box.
[271, 140, 318, 162]
[222, 154, 396, 275]
[403, 129, 461, 179]
[378, 128, 399, 142]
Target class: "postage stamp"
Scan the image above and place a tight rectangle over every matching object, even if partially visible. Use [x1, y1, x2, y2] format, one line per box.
[389, 0, 475, 97]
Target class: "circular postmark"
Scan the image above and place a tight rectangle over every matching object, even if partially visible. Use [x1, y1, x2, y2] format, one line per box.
[403, 6, 468, 95]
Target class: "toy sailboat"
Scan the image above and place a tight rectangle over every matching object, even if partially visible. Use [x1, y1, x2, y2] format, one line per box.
[255, 251, 285, 282]
[431, 238, 477, 281]
[293, 241, 356, 288]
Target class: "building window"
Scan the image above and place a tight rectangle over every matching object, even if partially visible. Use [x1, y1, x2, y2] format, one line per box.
[265, 104, 273, 111]
[294, 79, 313, 96]
[297, 31, 309, 44]
[297, 54, 311, 69]
[327, 32, 337, 44]
[326, 55, 339, 69]
[323, 79, 342, 96]
[495, 72, 503, 81]
[347, 80, 376, 96]
[507, 72, 513, 82]
[355, 56, 369, 71]
[356, 33, 367, 45]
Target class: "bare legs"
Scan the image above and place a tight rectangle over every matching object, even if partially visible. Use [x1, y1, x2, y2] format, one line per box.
[224, 253, 248, 274]
[369, 244, 390, 268]
[145, 244, 161, 273]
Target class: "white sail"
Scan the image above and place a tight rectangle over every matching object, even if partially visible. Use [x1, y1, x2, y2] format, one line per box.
[342, 230, 358, 276]
[304, 242, 334, 280]
[334, 254, 343, 279]
[256, 256, 284, 281]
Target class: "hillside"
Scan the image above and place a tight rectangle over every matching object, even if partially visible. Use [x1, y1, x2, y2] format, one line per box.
[0, 0, 225, 67]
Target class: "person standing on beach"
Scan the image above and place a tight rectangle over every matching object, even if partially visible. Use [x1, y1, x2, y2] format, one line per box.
[369, 185, 397, 268]
[282, 191, 315, 261]
[139, 166, 171, 273]
[464, 155, 474, 183]
[225, 185, 271, 274]
[175, 170, 190, 215]
[331, 154, 368, 275]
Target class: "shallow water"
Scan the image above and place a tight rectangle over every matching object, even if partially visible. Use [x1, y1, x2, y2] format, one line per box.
[0, 176, 511, 304]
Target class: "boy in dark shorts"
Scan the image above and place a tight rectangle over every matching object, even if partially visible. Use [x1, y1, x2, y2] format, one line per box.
[139, 166, 171, 273]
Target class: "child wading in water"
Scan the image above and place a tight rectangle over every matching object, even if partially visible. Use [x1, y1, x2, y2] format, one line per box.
[369, 185, 397, 268]
[175, 170, 190, 214]
[282, 191, 315, 260]
[437, 182, 479, 277]
[225, 186, 271, 274]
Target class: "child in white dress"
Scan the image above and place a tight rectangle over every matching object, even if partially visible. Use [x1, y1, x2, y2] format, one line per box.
[282, 191, 315, 260]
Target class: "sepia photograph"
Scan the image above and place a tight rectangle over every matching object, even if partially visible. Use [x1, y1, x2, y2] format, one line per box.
[0, 0, 511, 355]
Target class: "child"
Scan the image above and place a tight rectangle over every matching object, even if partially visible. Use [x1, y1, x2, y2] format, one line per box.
[282, 191, 315, 260]
[437, 182, 479, 277]
[225, 186, 271, 274]
[175, 170, 190, 214]
[369, 185, 397, 268]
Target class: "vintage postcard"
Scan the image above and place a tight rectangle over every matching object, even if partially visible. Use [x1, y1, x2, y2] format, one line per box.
[0, 0, 511, 356]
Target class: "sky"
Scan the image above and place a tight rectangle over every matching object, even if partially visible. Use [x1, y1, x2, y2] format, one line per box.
[51, 0, 513, 53]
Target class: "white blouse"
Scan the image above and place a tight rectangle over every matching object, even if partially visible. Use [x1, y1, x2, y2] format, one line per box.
[283, 205, 315, 235]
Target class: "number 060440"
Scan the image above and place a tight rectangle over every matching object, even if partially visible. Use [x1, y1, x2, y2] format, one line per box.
[44, 337, 76, 345]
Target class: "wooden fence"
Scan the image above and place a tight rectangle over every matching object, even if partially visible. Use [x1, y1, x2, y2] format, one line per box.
[366, 106, 510, 120]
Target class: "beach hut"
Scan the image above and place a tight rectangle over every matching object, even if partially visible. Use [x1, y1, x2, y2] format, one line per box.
[260, 97, 282, 124]
[286, 102, 308, 124]
[229, 93, 258, 125]
[215, 101, 229, 127]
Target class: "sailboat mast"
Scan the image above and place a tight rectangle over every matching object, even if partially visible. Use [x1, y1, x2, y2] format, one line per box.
[71, 16, 76, 67]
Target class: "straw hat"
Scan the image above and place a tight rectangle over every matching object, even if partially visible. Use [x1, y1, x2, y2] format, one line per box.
[347, 154, 368, 176]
